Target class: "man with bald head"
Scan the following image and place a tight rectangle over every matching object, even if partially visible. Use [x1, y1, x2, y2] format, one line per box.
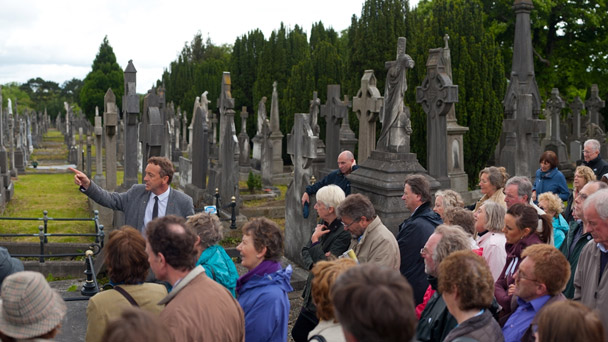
[301, 150, 359, 205]
[560, 181, 608, 298]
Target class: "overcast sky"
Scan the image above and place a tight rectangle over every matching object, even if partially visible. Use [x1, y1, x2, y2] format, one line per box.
[0, 0, 419, 94]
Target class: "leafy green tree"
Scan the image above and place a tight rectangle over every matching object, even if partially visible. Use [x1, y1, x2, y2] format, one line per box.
[1, 82, 34, 113]
[80, 36, 124, 122]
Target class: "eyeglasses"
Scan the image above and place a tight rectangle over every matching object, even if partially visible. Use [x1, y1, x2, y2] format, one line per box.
[517, 269, 539, 283]
[583, 150, 594, 154]
[341, 218, 360, 229]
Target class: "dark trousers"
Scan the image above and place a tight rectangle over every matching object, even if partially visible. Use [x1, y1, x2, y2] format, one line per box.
[291, 308, 319, 342]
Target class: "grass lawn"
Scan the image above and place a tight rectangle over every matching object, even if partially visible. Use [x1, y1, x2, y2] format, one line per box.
[1, 173, 96, 243]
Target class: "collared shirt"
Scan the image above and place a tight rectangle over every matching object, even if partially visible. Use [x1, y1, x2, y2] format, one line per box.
[143, 187, 171, 231]
[502, 295, 550, 342]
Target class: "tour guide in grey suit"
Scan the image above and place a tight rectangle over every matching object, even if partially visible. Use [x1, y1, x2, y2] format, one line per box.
[69, 156, 194, 232]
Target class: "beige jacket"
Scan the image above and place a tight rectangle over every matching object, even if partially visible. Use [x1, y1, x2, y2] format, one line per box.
[159, 266, 245, 342]
[86, 283, 167, 342]
[574, 241, 608, 341]
[473, 188, 506, 212]
[349, 216, 400, 270]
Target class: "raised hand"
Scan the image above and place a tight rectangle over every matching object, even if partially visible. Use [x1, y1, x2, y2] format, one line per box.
[68, 167, 91, 190]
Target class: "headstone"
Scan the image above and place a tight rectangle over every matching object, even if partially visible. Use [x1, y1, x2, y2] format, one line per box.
[181, 108, 188, 151]
[93, 106, 106, 188]
[498, 0, 545, 178]
[269, 81, 284, 174]
[582, 84, 607, 158]
[77, 127, 84, 171]
[542, 88, 571, 173]
[0, 87, 8, 207]
[219, 104, 240, 216]
[140, 89, 163, 176]
[442, 34, 470, 196]
[86, 136, 92, 178]
[104, 89, 118, 191]
[179, 156, 192, 189]
[353, 70, 383, 164]
[7, 99, 17, 177]
[251, 96, 268, 169]
[569, 96, 584, 163]
[238, 106, 252, 180]
[260, 119, 273, 186]
[309, 91, 326, 178]
[320, 85, 348, 176]
[122, 60, 140, 189]
[348, 37, 440, 235]
[171, 103, 182, 163]
[285, 113, 319, 266]
[188, 96, 200, 156]
[217, 72, 235, 149]
[185, 105, 209, 204]
[416, 44, 458, 189]
[339, 95, 357, 154]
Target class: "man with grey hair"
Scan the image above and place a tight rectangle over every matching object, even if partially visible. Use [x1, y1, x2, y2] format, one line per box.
[504, 176, 545, 215]
[336, 193, 400, 269]
[416, 225, 472, 342]
[574, 189, 608, 332]
[582, 139, 608, 179]
[561, 181, 608, 298]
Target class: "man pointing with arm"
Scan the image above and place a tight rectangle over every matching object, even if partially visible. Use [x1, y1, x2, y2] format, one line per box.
[70, 156, 194, 233]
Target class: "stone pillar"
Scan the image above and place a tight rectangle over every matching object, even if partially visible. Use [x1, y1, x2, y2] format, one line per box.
[104, 89, 118, 192]
[93, 107, 106, 188]
[569, 96, 584, 163]
[269, 81, 284, 174]
[122, 60, 140, 189]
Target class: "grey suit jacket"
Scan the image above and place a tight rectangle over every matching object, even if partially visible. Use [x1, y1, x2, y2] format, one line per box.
[83, 182, 194, 231]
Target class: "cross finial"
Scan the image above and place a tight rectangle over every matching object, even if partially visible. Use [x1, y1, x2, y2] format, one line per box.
[444, 34, 450, 49]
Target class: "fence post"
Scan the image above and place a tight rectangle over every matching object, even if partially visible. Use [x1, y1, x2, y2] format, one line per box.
[38, 225, 45, 263]
[230, 196, 237, 229]
[81, 250, 99, 296]
[215, 188, 221, 218]
[43, 210, 49, 243]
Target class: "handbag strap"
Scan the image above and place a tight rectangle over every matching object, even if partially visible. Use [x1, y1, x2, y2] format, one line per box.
[308, 335, 327, 342]
[113, 286, 139, 307]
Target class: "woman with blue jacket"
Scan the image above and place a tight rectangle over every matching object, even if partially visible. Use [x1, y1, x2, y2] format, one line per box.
[236, 217, 293, 342]
[532, 151, 569, 203]
[186, 212, 239, 296]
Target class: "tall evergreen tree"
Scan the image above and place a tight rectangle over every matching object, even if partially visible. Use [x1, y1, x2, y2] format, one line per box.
[80, 36, 123, 121]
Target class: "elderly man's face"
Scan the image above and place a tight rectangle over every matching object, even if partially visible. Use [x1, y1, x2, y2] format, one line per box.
[337, 153, 354, 174]
[575, 183, 599, 225]
[421, 233, 442, 276]
[504, 184, 526, 208]
[583, 205, 608, 248]
[583, 145, 600, 162]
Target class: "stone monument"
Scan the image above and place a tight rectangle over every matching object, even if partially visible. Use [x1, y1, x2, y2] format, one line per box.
[251, 97, 267, 170]
[93, 107, 106, 188]
[542, 88, 571, 174]
[185, 105, 209, 205]
[238, 106, 251, 180]
[103, 89, 118, 191]
[122, 60, 140, 189]
[269, 81, 284, 174]
[582, 84, 607, 158]
[320, 85, 348, 177]
[568, 96, 584, 163]
[338, 95, 357, 154]
[353, 70, 383, 164]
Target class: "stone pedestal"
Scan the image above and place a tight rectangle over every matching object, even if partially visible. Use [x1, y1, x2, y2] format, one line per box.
[348, 150, 440, 235]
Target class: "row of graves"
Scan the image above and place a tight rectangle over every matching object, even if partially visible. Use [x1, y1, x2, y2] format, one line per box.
[57, 0, 608, 268]
[0, 86, 50, 212]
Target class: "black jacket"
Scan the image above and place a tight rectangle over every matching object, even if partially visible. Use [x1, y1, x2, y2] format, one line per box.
[305, 165, 360, 196]
[583, 155, 608, 180]
[416, 276, 458, 342]
[397, 202, 442, 305]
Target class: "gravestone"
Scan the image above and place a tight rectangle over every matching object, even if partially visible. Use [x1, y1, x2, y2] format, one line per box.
[269, 81, 284, 174]
[499, 0, 545, 178]
[348, 37, 440, 235]
[416, 44, 458, 189]
[122, 60, 140, 189]
[251, 96, 268, 170]
[185, 105, 209, 205]
[285, 113, 319, 266]
[320, 85, 348, 176]
[93, 107, 106, 188]
[104, 89, 118, 192]
[14, 113, 26, 173]
[309, 91, 326, 178]
[0, 87, 8, 207]
[582, 84, 607, 158]
[569, 96, 584, 163]
[140, 89, 163, 176]
[181, 108, 188, 151]
[353, 70, 383, 164]
[188, 96, 200, 156]
[178, 156, 192, 189]
[7, 99, 17, 177]
[217, 72, 235, 150]
[339, 95, 357, 154]
[86, 136, 92, 178]
[238, 106, 252, 180]
[260, 119, 273, 187]
[219, 105, 240, 216]
[442, 34, 470, 195]
[171, 103, 182, 163]
[542, 88, 571, 173]
[77, 127, 83, 171]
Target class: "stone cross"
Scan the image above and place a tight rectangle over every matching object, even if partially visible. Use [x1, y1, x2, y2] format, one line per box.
[104, 89, 118, 191]
[570, 96, 584, 141]
[320, 85, 348, 169]
[339, 95, 357, 154]
[269, 81, 284, 174]
[191, 106, 209, 189]
[140, 88, 163, 176]
[285, 113, 319, 265]
[377, 37, 415, 153]
[542, 88, 569, 169]
[585, 84, 605, 126]
[353, 70, 383, 163]
[416, 46, 458, 188]
[238, 106, 251, 167]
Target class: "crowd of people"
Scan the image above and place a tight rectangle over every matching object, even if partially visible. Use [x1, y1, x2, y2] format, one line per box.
[1, 141, 608, 341]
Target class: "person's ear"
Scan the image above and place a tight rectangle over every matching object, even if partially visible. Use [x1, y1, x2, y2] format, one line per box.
[256, 246, 268, 259]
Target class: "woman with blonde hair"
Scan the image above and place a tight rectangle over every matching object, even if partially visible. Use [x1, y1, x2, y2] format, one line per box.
[473, 166, 508, 212]
[537, 192, 569, 249]
[433, 189, 464, 221]
[563, 165, 595, 222]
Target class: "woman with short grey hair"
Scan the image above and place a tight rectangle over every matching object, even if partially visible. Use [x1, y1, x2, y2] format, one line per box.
[186, 213, 238, 296]
[474, 201, 507, 281]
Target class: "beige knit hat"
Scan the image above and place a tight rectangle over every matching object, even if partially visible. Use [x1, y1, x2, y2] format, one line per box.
[0, 271, 67, 339]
